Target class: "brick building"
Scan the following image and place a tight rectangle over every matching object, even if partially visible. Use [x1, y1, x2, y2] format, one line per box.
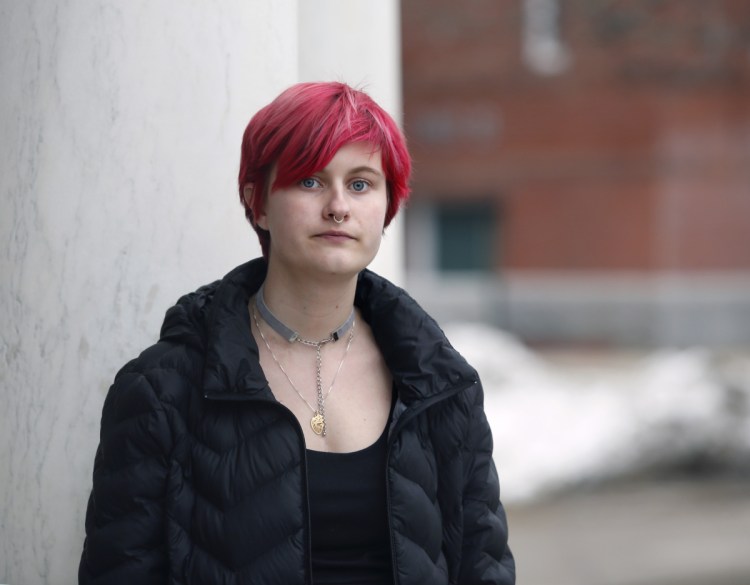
[401, 0, 750, 346]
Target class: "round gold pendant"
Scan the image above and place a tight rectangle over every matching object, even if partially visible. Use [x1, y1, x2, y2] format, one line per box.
[310, 413, 325, 435]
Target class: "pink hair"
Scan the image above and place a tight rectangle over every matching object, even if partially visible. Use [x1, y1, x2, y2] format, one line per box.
[238, 82, 411, 257]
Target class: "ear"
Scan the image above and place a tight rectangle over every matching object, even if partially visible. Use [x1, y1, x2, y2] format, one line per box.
[243, 183, 269, 229]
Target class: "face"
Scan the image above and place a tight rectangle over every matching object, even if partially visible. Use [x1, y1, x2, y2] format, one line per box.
[250, 142, 389, 280]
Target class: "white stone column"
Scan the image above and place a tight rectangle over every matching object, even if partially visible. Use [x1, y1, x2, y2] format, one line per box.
[297, 0, 406, 285]
[2, 1, 406, 581]
[0, 1, 297, 582]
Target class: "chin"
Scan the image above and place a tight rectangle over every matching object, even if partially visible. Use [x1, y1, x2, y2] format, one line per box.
[318, 251, 376, 277]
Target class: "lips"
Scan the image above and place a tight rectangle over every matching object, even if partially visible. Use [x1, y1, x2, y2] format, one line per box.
[316, 230, 355, 240]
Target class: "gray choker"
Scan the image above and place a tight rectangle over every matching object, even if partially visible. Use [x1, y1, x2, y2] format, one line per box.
[255, 283, 355, 345]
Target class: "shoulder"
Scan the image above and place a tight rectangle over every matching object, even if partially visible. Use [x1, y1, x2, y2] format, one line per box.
[158, 257, 268, 349]
[104, 271, 225, 419]
[102, 337, 204, 432]
[105, 258, 268, 413]
[134, 279, 219, 386]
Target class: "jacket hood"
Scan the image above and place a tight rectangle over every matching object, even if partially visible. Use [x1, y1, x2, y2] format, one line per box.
[159, 258, 478, 406]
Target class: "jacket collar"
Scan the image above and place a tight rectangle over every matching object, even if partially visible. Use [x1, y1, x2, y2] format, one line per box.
[162, 258, 477, 405]
[354, 268, 478, 403]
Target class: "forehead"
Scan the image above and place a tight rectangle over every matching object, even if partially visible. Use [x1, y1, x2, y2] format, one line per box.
[319, 142, 382, 174]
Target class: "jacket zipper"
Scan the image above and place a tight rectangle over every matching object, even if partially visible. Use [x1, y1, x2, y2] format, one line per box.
[385, 379, 478, 585]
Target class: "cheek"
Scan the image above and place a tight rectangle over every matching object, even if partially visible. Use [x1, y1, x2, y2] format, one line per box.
[377, 197, 389, 226]
[362, 200, 386, 229]
[261, 194, 299, 232]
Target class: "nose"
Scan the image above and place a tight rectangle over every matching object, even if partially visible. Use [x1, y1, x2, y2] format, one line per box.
[323, 182, 350, 222]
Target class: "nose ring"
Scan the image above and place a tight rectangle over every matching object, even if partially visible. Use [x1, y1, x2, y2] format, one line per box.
[333, 216, 344, 224]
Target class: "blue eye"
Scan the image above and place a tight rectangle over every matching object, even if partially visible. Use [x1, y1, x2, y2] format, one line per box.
[350, 180, 369, 193]
[300, 177, 320, 189]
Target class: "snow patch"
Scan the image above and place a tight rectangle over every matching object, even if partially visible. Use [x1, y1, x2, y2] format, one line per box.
[444, 323, 750, 502]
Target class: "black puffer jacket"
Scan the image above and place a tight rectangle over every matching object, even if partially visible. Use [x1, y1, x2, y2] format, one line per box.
[79, 258, 515, 585]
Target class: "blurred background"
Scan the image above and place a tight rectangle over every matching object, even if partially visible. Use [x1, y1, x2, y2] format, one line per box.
[2, 1, 749, 583]
[400, 1, 750, 583]
[402, 0, 750, 346]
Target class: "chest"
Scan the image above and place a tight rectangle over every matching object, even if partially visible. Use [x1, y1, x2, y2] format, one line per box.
[257, 328, 393, 452]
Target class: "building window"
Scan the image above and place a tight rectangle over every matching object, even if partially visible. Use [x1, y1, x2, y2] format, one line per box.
[436, 201, 496, 272]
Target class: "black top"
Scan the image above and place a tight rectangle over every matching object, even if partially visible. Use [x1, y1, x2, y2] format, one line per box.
[307, 420, 393, 584]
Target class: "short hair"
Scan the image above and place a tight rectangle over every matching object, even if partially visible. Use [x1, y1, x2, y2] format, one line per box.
[238, 82, 411, 257]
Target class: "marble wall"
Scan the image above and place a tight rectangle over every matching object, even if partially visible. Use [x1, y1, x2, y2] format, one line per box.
[0, 1, 402, 582]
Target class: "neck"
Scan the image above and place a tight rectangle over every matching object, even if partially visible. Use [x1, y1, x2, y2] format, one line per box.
[259, 268, 358, 342]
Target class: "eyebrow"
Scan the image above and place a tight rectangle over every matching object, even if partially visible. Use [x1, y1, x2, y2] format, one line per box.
[347, 166, 383, 177]
[317, 165, 383, 177]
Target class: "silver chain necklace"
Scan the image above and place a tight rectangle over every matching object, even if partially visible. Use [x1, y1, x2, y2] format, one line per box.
[251, 287, 356, 437]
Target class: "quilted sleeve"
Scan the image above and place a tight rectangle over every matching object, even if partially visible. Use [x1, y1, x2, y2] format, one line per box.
[79, 367, 174, 584]
[459, 383, 516, 584]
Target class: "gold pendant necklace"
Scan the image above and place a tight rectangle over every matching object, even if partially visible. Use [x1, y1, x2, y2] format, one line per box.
[251, 304, 355, 437]
[310, 413, 325, 435]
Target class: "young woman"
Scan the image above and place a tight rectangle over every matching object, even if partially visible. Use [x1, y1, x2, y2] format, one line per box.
[79, 82, 515, 585]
